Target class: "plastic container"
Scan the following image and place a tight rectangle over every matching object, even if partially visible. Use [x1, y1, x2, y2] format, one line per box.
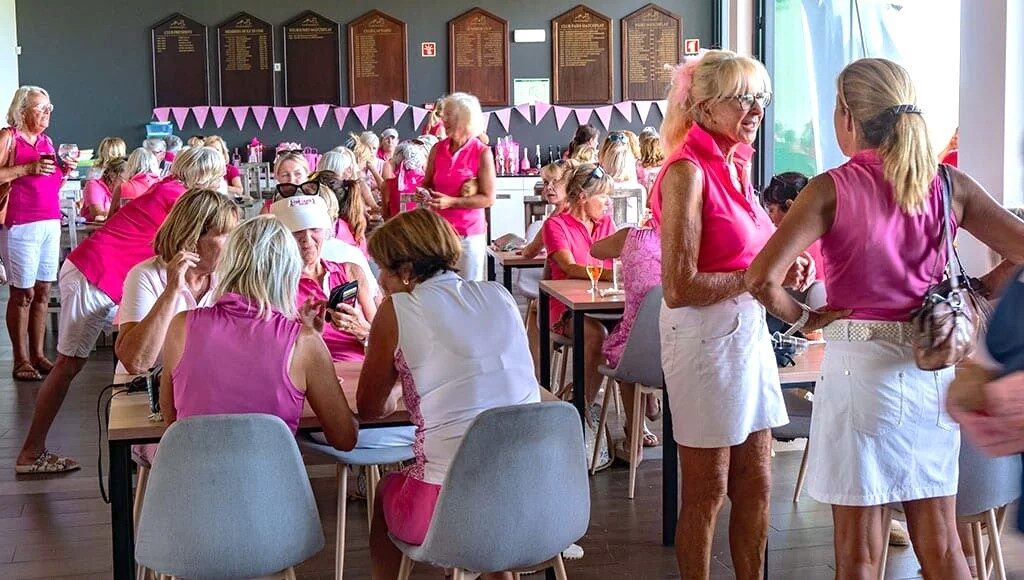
[145, 122, 173, 137]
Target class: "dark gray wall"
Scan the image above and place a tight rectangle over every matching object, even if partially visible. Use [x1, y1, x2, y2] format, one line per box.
[15, 0, 713, 154]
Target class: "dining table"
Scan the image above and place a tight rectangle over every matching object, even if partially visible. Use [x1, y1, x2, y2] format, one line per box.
[486, 247, 546, 292]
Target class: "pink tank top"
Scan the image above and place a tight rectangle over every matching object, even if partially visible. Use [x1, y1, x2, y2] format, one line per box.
[334, 219, 367, 256]
[295, 260, 366, 361]
[648, 123, 772, 272]
[118, 172, 160, 201]
[5, 128, 63, 226]
[823, 150, 952, 321]
[430, 137, 487, 236]
[172, 293, 305, 432]
[68, 176, 187, 303]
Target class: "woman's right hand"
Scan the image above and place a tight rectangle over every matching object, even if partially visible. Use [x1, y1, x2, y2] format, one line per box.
[25, 158, 56, 176]
[298, 297, 326, 334]
[803, 307, 852, 332]
[165, 250, 200, 292]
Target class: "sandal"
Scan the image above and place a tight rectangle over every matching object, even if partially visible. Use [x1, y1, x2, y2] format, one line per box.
[12, 362, 42, 382]
[15, 450, 80, 474]
[32, 357, 54, 375]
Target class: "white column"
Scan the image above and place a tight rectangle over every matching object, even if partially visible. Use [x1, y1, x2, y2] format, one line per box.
[0, 0, 18, 102]
[957, 1, 1024, 273]
[726, 0, 755, 56]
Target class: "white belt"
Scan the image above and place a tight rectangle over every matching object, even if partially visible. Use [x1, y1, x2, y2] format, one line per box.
[823, 320, 914, 345]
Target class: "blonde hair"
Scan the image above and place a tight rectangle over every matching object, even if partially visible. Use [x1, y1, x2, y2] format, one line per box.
[368, 209, 462, 281]
[660, 50, 771, 152]
[317, 171, 366, 244]
[571, 144, 598, 164]
[169, 146, 226, 190]
[273, 151, 310, 179]
[101, 157, 129, 186]
[217, 216, 301, 319]
[540, 159, 579, 186]
[442, 92, 485, 137]
[318, 149, 358, 179]
[6, 86, 48, 128]
[837, 58, 935, 215]
[186, 136, 205, 148]
[95, 137, 127, 171]
[566, 163, 614, 204]
[598, 139, 638, 182]
[349, 133, 378, 166]
[639, 133, 665, 167]
[126, 147, 159, 176]
[202, 135, 231, 165]
[153, 188, 239, 262]
[314, 182, 340, 221]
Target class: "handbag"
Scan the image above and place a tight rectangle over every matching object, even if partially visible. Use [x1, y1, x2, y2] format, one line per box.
[909, 164, 992, 370]
[0, 127, 16, 224]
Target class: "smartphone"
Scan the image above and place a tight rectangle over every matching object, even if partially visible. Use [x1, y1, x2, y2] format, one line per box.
[327, 280, 359, 311]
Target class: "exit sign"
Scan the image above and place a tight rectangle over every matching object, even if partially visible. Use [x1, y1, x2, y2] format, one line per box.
[421, 42, 436, 57]
[684, 38, 700, 55]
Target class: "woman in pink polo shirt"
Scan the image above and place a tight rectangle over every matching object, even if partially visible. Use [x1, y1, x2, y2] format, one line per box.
[204, 135, 243, 197]
[109, 147, 161, 215]
[0, 86, 78, 382]
[15, 147, 224, 474]
[80, 156, 128, 222]
[653, 50, 812, 576]
[417, 92, 496, 281]
[542, 163, 615, 414]
[381, 141, 427, 220]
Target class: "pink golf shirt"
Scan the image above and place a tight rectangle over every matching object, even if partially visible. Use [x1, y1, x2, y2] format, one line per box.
[295, 259, 366, 361]
[542, 212, 615, 324]
[68, 176, 187, 303]
[648, 123, 773, 273]
[118, 172, 160, 202]
[822, 150, 952, 321]
[80, 179, 112, 222]
[5, 128, 63, 226]
[334, 219, 367, 256]
[430, 137, 487, 237]
[172, 292, 305, 432]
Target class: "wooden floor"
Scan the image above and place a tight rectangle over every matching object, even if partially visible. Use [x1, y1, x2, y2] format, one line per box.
[1, 293, 1024, 578]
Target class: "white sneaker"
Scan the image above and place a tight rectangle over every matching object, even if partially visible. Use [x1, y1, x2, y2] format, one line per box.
[562, 543, 584, 560]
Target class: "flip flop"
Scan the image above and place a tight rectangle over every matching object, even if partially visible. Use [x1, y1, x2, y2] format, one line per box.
[15, 450, 80, 474]
[12, 362, 42, 382]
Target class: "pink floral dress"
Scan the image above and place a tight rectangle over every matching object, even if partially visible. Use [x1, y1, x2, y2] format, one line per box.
[602, 227, 662, 367]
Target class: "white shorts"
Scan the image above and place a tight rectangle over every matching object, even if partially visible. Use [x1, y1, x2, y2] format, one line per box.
[0, 219, 61, 288]
[56, 261, 118, 358]
[457, 234, 487, 282]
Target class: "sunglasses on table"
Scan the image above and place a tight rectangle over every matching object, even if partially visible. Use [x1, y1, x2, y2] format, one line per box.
[731, 92, 773, 110]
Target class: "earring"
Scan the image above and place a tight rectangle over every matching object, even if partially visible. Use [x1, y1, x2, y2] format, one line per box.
[403, 279, 410, 286]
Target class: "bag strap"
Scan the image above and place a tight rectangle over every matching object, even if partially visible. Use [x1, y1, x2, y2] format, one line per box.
[937, 164, 964, 292]
[0, 127, 15, 169]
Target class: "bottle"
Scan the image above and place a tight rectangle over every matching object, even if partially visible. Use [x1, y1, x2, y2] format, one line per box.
[535, 145, 541, 169]
[520, 146, 530, 173]
[495, 146, 505, 176]
[231, 148, 241, 167]
[556, 145, 563, 160]
[547, 145, 554, 166]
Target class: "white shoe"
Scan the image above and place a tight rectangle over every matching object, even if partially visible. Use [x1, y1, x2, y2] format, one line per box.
[562, 543, 584, 560]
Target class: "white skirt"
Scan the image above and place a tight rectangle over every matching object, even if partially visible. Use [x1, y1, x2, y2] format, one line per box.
[660, 294, 788, 448]
[805, 334, 959, 506]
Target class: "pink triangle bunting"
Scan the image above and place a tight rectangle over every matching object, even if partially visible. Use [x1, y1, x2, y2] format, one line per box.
[210, 106, 229, 128]
[635, 101, 654, 124]
[272, 107, 292, 131]
[655, 100, 669, 119]
[553, 106, 573, 130]
[170, 107, 190, 130]
[482, 111, 492, 130]
[613, 101, 633, 123]
[370, 104, 389, 126]
[411, 107, 428, 130]
[495, 108, 512, 133]
[230, 107, 249, 131]
[292, 106, 311, 130]
[353, 105, 371, 129]
[250, 106, 270, 130]
[534, 102, 552, 126]
[515, 103, 532, 124]
[153, 108, 170, 122]
[573, 108, 592, 126]
[312, 104, 332, 127]
[594, 106, 613, 131]
[392, 100, 409, 123]
[191, 106, 210, 129]
[334, 107, 350, 130]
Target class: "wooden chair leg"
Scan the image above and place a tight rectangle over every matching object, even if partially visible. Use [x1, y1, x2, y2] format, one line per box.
[284, 568, 297, 580]
[397, 555, 414, 580]
[336, 464, 348, 580]
[553, 554, 568, 580]
[367, 464, 381, 531]
[878, 507, 892, 580]
[973, 522, 989, 580]
[556, 347, 573, 401]
[987, 506, 1008, 577]
[985, 509, 1007, 580]
[590, 380, 614, 474]
[793, 442, 810, 503]
[628, 385, 644, 499]
[613, 381, 622, 417]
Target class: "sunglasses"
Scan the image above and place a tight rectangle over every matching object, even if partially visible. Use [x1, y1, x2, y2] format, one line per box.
[733, 92, 773, 110]
[582, 166, 607, 189]
[607, 133, 627, 143]
[276, 179, 320, 198]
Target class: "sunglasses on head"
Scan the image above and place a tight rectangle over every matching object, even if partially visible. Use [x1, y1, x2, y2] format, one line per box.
[582, 166, 606, 188]
[276, 179, 321, 198]
[607, 133, 626, 143]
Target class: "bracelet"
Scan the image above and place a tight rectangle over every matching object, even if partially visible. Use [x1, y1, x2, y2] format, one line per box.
[782, 304, 810, 338]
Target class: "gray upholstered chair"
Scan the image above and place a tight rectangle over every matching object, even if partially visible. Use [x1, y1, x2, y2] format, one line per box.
[298, 428, 415, 580]
[592, 285, 663, 498]
[394, 402, 590, 579]
[135, 414, 325, 579]
[771, 390, 813, 503]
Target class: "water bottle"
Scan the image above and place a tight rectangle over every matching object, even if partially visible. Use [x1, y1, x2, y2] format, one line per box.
[612, 259, 623, 291]
[771, 333, 809, 356]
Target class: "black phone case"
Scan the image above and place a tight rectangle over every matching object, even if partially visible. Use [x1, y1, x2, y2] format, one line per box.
[328, 280, 359, 310]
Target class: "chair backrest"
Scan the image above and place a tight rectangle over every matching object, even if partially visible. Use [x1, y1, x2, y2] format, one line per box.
[612, 285, 663, 387]
[525, 219, 545, 243]
[956, 436, 1022, 517]
[135, 414, 325, 578]
[417, 402, 590, 571]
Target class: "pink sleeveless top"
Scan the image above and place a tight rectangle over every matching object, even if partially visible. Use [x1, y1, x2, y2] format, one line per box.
[295, 260, 366, 361]
[118, 172, 160, 202]
[5, 128, 63, 226]
[68, 176, 187, 303]
[602, 227, 662, 367]
[172, 293, 305, 432]
[430, 137, 487, 236]
[648, 123, 772, 272]
[334, 219, 367, 256]
[823, 151, 952, 321]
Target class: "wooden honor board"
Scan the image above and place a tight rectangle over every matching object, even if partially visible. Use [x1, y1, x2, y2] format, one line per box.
[151, 13, 209, 107]
[217, 12, 275, 106]
[284, 11, 342, 105]
[622, 4, 681, 102]
[551, 5, 613, 105]
[448, 8, 509, 106]
[347, 10, 408, 105]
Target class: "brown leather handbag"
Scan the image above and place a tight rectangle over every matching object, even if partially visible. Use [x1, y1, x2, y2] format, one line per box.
[909, 165, 992, 370]
[0, 127, 15, 224]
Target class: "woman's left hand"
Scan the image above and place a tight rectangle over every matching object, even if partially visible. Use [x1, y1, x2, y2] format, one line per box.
[427, 190, 455, 211]
[328, 303, 371, 341]
[298, 297, 326, 334]
[62, 156, 79, 174]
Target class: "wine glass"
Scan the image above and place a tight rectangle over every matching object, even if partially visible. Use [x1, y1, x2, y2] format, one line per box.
[58, 143, 79, 178]
[586, 259, 604, 295]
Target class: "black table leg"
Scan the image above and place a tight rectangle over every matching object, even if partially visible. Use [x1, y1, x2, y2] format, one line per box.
[571, 310, 586, 427]
[662, 387, 676, 547]
[487, 253, 496, 282]
[110, 440, 136, 580]
[539, 291, 551, 390]
[503, 264, 513, 293]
